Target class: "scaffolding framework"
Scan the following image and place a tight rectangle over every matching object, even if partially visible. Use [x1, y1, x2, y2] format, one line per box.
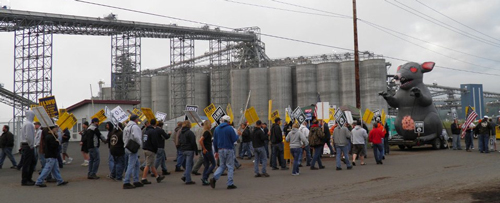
[13, 25, 53, 117]
[111, 32, 141, 101]
[209, 39, 232, 107]
[170, 37, 194, 117]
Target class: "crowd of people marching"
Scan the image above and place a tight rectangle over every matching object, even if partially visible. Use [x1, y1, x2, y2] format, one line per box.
[0, 109, 497, 189]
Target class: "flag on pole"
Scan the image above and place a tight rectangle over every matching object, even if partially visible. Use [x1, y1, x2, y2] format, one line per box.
[461, 106, 477, 139]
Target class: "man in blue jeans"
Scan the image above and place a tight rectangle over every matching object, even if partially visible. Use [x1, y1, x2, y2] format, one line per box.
[369, 123, 385, 164]
[252, 120, 269, 177]
[333, 122, 352, 170]
[0, 125, 17, 169]
[86, 118, 107, 179]
[270, 118, 287, 170]
[123, 115, 144, 189]
[210, 115, 239, 189]
[155, 121, 171, 175]
[476, 116, 493, 153]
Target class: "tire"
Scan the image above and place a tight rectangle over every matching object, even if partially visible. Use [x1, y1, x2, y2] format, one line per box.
[398, 145, 406, 150]
[406, 145, 413, 149]
[432, 138, 441, 150]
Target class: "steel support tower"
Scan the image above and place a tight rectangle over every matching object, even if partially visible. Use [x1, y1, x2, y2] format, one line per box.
[209, 39, 232, 107]
[111, 32, 142, 101]
[13, 25, 53, 117]
[170, 37, 194, 117]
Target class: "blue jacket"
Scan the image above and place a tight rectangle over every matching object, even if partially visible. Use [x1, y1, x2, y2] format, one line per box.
[213, 122, 238, 153]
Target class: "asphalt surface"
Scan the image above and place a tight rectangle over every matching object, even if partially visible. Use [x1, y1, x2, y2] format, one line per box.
[1, 140, 499, 203]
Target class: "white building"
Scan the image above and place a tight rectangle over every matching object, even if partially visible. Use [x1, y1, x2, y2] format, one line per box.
[66, 99, 140, 141]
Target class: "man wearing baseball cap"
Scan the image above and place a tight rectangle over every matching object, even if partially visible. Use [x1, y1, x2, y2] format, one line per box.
[210, 115, 239, 189]
[86, 118, 107, 179]
[477, 116, 493, 153]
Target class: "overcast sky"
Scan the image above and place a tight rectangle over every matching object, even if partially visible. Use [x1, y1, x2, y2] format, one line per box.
[0, 0, 499, 122]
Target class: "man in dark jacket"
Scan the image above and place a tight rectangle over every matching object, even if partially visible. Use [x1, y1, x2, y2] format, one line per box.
[477, 116, 494, 153]
[155, 121, 171, 176]
[270, 118, 287, 170]
[179, 120, 197, 185]
[110, 123, 125, 181]
[262, 123, 270, 158]
[240, 123, 252, 159]
[0, 125, 17, 169]
[86, 118, 106, 179]
[141, 119, 164, 184]
[35, 126, 68, 187]
[450, 119, 462, 150]
[252, 120, 269, 177]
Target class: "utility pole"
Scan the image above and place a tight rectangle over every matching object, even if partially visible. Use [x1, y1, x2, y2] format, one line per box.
[352, 0, 361, 109]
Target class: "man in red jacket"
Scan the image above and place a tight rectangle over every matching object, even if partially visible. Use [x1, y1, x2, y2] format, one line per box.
[369, 123, 385, 165]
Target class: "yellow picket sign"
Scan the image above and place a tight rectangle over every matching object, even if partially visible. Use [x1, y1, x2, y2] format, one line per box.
[329, 108, 335, 122]
[203, 103, 216, 124]
[60, 113, 77, 130]
[362, 109, 374, 124]
[59, 109, 67, 116]
[226, 104, 234, 124]
[268, 100, 272, 122]
[91, 109, 107, 125]
[244, 107, 260, 125]
[283, 136, 291, 160]
[141, 107, 155, 122]
[56, 112, 70, 127]
[270, 110, 280, 123]
[381, 109, 387, 126]
[285, 110, 291, 124]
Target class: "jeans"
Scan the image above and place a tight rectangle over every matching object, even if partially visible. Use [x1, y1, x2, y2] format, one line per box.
[238, 142, 243, 157]
[478, 134, 489, 153]
[192, 151, 204, 173]
[21, 145, 36, 183]
[465, 132, 473, 150]
[111, 155, 125, 180]
[271, 143, 285, 168]
[123, 149, 139, 184]
[299, 145, 311, 166]
[88, 148, 100, 176]
[264, 140, 270, 158]
[0, 147, 17, 168]
[108, 152, 115, 175]
[335, 145, 352, 168]
[33, 147, 38, 169]
[470, 133, 475, 148]
[35, 158, 64, 185]
[381, 138, 385, 156]
[213, 149, 235, 186]
[175, 149, 185, 169]
[452, 134, 462, 149]
[241, 142, 253, 158]
[155, 148, 167, 172]
[372, 143, 384, 162]
[182, 151, 195, 182]
[291, 148, 302, 174]
[311, 146, 324, 168]
[39, 153, 46, 169]
[253, 146, 267, 174]
[202, 151, 216, 180]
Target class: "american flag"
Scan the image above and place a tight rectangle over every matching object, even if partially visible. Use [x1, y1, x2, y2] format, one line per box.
[461, 107, 477, 139]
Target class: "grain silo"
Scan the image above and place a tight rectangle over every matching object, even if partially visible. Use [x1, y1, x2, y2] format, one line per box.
[269, 66, 293, 118]
[360, 59, 387, 113]
[230, 69, 249, 124]
[186, 73, 209, 109]
[295, 64, 317, 107]
[339, 61, 356, 107]
[317, 62, 340, 106]
[140, 76, 152, 108]
[151, 75, 170, 117]
[249, 68, 269, 122]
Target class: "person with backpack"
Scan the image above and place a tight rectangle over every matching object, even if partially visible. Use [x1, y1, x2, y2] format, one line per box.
[308, 119, 325, 170]
[123, 115, 144, 189]
[333, 122, 353, 170]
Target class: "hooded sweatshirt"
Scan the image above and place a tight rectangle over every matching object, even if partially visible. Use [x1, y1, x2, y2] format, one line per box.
[22, 110, 36, 148]
[286, 128, 309, 149]
[124, 121, 143, 150]
[179, 127, 197, 152]
[333, 126, 352, 147]
[299, 124, 310, 139]
[213, 122, 239, 153]
[351, 125, 368, 144]
[87, 124, 105, 149]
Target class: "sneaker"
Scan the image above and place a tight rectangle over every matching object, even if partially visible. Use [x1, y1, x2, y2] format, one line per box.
[210, 178, 216, 188]
[255, 173, 262, 177]
[310, 167, 318, 170]
[185, 181, 196, 185]
[62, 160, 67, 165]
[201, 179, 209, 186]
[298, 164, 303, 167]
[133, 182, 144, 187]
[175, 167, 184, 172]
[227, 184, 237, 189]
[162, 170, 171, 176]
[87, 175, 100, 180]
[35, 183, 47, 187]
[281, 167, 289, 170]
[107, 175, 115, 180]
[22, 181, 35, 186]
[156, 176, 165, 183]
[336, 167, 342, 171]
[352, 162, 356, 166]
[347, 166, 353, 170]
[10, 166, 17, 169]
[181, 177, 186, 182]
[292, 173, 299, 176]
[262, 173, 270, 177]
[57, 181, 68, 186]
[271, 167, 279, 170]
[191, 171, 201, 176]
[141, 179, 151, 184]
[67, 157, 73, 164]
[319, 166, 325, 169]
[123, 183, 135, 189]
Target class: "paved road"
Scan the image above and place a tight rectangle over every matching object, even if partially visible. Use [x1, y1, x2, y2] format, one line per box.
[0, 140, 499, 202]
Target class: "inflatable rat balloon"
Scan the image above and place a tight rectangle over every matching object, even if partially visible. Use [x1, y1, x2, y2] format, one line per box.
[379, 62, 443, 145]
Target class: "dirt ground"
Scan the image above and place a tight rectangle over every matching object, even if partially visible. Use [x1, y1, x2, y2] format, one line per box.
[0, 140, 499, 203]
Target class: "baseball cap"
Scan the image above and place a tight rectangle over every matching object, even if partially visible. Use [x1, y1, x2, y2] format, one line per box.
[222, 115, 231, 122]
[130, 115, 139, 121]
[274, 117, 281, 123]
[484, 115, 489, 119]
[91, 118, 99, 123]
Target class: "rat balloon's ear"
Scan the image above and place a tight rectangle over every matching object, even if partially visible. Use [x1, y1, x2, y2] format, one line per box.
[421, 62, 435, 73]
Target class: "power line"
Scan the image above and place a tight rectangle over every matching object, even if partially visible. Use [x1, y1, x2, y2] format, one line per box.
[266, 0, 500, 64]
[415, 0, 500, 43]
[387, 0, 500, 48]
[73, 0, 500, 77]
